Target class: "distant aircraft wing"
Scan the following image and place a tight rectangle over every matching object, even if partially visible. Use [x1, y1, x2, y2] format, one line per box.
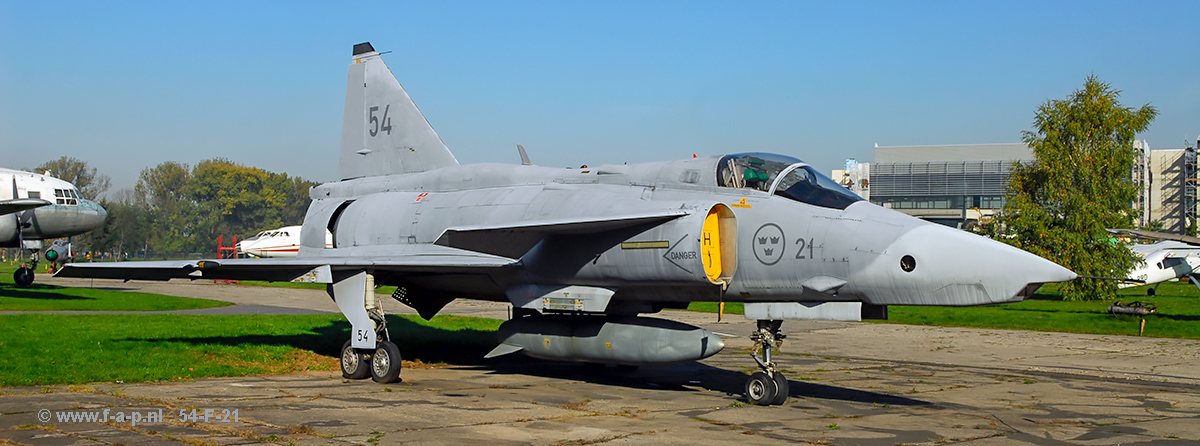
[0, 198, 51, 216]
[54, 244, 517, 282]
[1107, 228, 1200, 246]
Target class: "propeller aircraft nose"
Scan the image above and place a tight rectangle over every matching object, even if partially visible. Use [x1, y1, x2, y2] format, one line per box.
[78, 199, 107, 232]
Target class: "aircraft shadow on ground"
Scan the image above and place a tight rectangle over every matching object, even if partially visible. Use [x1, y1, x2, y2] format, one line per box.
[87, 286, 140, 292]
[139, 316, 928, 407]
[0, 284, 93, 300]
[135, 316, 499, 365]
[484, 360, 928, 406]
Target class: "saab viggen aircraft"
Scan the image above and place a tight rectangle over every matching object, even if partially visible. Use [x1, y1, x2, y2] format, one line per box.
[57, 42, 1077, 405]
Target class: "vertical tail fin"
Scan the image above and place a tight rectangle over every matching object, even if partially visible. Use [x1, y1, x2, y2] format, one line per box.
[339, 42, 458, 180]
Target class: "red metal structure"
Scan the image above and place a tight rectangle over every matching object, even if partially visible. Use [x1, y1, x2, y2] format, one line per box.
[215, 235, 239, 284]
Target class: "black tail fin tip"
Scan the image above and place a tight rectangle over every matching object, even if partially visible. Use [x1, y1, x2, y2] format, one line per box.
[353, 42, 375, 56]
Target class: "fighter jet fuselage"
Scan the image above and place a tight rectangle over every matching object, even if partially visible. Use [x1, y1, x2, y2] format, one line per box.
[303, 155, 1066, 310]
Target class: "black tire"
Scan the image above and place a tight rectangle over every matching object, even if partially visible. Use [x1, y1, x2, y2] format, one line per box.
[13, 267, 34, 287]
[371, 341, 403, 383]
[771, 372, 789, 405]
[1147, 288, 1156, 296]
[745, 371, 777, 406]
[341, 340, 370, 380]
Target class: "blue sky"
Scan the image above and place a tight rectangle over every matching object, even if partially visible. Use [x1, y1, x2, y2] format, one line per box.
[2, 1, 1198, 193]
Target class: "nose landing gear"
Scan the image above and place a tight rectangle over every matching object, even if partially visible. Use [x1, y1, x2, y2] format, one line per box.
[745, 320, 789, 406]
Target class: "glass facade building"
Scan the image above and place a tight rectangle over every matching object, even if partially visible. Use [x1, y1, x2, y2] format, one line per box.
[866, 144, 1031, 228]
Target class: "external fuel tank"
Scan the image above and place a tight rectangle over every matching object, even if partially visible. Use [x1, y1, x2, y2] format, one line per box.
[485, 315, 724, 366]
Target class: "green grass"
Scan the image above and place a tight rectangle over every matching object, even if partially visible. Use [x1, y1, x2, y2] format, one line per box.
[232, 279, 400, 296]
[884, 282, 1200, 339]
[0, 260, 502, 387]
[688, 282, 1200, 339]
[0, 261, 230, 311]
[686, 301, 743, 315]
[0, 313, 502, 387]
[229, 279, 325, 290]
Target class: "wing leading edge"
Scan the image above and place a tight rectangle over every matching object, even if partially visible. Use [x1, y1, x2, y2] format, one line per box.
[54, 244, 517, 282]
[56, 207, 694, 282]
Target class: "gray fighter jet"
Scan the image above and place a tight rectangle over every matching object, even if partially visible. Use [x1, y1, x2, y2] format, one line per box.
[57, 42, 1077, 405]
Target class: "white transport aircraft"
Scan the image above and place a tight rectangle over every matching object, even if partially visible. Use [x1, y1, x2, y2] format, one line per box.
[0, 167, 108, 285]
[236, 226, 332, 258]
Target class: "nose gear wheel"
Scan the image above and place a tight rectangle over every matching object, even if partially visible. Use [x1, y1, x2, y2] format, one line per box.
[746, 320, 789, 406]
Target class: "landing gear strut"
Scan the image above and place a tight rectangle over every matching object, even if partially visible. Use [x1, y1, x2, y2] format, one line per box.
[746, 320, 788, 406]
[335, 271, 402, 384]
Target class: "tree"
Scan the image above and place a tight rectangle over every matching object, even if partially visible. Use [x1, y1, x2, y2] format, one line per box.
[135, 162, 199, 255]
[35, 156, 112, 199]
[129, 159, 317, 257]
[187, 159, 284, 252]
[1000, 76, 1157, 300]
[83, 189, 151, 259]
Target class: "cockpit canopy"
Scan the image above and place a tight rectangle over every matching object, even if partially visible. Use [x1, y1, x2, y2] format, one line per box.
[716, 153, 863, 209]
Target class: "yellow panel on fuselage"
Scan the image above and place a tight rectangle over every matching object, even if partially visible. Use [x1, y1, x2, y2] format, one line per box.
[702, 208, 722, 283]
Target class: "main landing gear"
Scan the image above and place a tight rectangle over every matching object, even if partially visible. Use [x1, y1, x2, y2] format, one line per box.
[14, 262, 35, 287]
[341, 308, 402, 383]
[13, 249, 42, 287]
[13, 240, 72, 287]
[745, 320, 789, 406]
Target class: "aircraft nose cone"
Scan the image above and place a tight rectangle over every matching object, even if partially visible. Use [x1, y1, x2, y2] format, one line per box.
[866, 223, 1077, 305]
[701, 331, 725, 359]
[79, 199, 107, 231]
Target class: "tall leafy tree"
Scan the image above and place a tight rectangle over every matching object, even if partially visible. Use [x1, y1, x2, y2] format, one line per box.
[35, 156, 111, 199]
[187, 158, 305, 252]
[78, 159, 316, 259]
[135, 162, 198, 256]
[127, 159, 317, 256]
[1000, 76, 1157, 300]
